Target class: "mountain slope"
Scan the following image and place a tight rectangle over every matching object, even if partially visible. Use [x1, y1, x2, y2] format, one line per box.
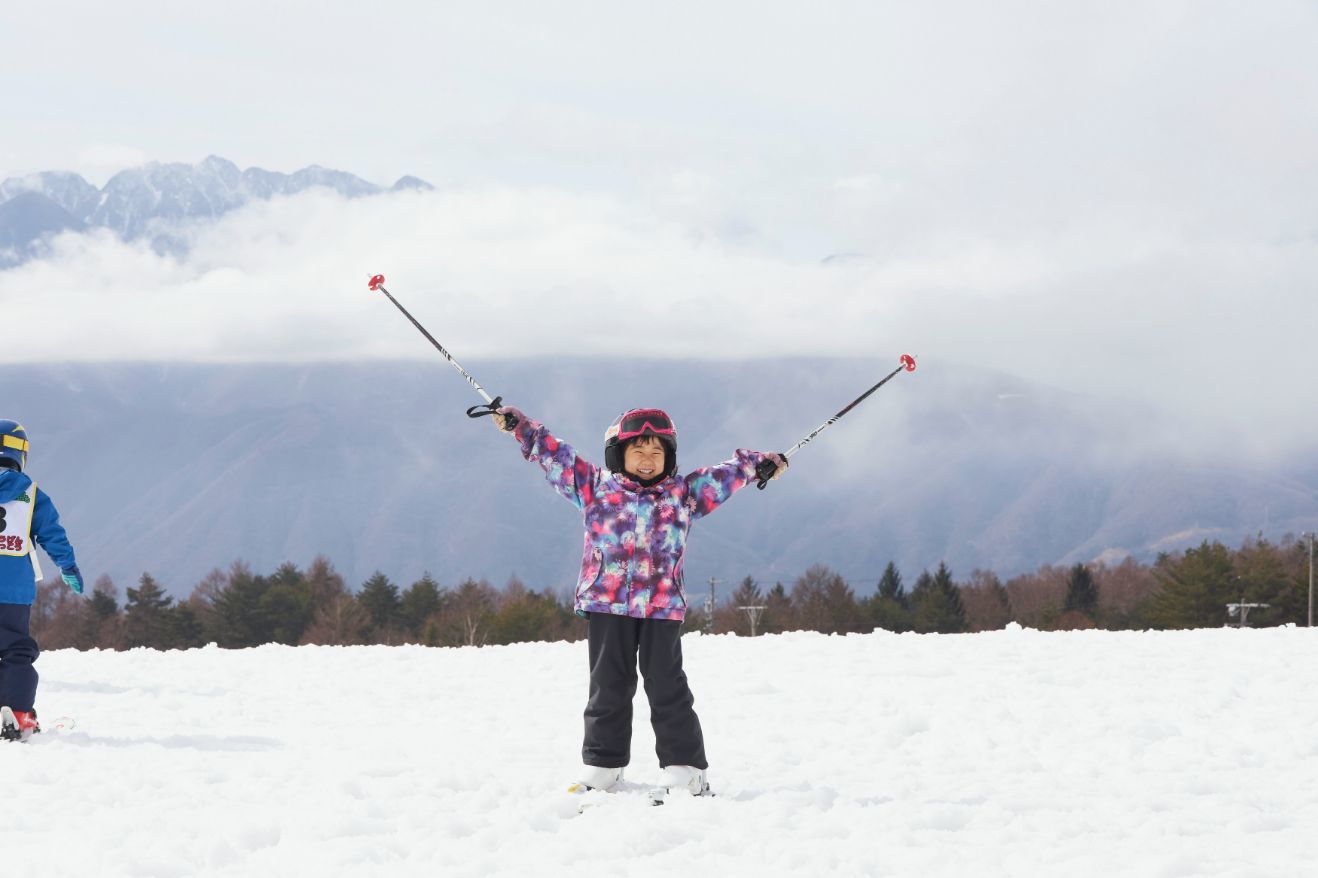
[3, 359, 1313, 596]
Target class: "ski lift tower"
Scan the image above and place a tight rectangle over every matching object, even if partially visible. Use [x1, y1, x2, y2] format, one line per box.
[738, 605, 767, 637]
[1226, 601, 1270, 628]
[704, 577, 720, 635]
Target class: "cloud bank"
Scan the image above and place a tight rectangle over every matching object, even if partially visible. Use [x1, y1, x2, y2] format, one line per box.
[3, 1, 1316, 457]
[1, 181, 1314, 459]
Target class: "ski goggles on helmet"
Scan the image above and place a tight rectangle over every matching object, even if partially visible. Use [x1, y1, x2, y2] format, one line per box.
[0, 423, 28, 471]
[615, 409, 676, 442]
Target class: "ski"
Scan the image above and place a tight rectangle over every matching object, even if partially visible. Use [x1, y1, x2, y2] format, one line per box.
[571, 782, 710, 813]
[47, 715, 76, 734]
[573, 788, 667, 813]
[1, 708, 73, 742]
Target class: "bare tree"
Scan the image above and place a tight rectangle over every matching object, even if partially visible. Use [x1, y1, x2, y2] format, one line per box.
[300, 593, 370, 646]
[960, 569, 1012, 632]
[1004, 565, 1068, 629]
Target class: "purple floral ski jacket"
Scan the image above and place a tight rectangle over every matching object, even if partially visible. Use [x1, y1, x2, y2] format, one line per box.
[511, 416, 769, 621]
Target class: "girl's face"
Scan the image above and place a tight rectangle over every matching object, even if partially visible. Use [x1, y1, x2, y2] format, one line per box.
[623, 436, 666, 480]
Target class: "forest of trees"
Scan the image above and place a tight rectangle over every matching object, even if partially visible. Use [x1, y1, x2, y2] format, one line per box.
[29, 534, 1315, 651]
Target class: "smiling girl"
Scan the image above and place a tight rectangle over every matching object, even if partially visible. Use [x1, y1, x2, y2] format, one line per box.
[493, 405, 785, 797]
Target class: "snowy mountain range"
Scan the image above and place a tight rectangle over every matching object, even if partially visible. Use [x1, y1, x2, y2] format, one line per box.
[5, 359, 1315, 598]
[0, 156, 431, 267]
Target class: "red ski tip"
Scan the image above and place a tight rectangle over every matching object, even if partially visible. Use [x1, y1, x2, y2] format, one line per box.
[900, 354, 917, 372]
[368, 274, 386, 291]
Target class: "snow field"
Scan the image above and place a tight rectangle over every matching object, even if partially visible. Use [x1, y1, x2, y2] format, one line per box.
[4, 626, 1317, 877]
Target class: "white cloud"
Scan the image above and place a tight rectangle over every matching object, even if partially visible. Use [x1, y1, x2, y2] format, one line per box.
[2, 182, 1314, 459]
[2, 0, 1316, 456]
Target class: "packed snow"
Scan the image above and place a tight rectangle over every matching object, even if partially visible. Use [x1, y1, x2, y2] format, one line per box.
[4, 625, 1317, 877]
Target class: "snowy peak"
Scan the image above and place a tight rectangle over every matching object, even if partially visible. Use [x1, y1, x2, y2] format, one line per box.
[0, 171, 101, 221]
[0, 156, 430, 265]
[392, 175, 435, 192]
[286, 165, 381, 198]
[93, 158, 250, 237]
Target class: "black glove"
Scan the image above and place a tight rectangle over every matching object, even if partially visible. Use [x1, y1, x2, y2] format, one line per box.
[494, 406, 523, 433]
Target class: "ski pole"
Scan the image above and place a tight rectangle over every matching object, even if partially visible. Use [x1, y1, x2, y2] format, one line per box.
[756, 354, 917, 489]
[367, 274, 516, 426]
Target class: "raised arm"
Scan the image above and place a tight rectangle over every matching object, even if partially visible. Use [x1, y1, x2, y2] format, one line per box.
[495, 407, 601, 510]
[683, 450, 786, 520]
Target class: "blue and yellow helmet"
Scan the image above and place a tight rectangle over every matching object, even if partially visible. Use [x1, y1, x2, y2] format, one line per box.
[0, 420, 29, 472]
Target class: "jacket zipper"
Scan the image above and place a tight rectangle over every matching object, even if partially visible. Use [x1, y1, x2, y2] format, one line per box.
[625, 491, 649, 613]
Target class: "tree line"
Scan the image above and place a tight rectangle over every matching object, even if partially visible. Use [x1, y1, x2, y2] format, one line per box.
[29, 534, 1314, 651]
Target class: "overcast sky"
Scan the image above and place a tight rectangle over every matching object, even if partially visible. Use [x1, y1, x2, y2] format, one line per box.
[2, 1, 1316, 454]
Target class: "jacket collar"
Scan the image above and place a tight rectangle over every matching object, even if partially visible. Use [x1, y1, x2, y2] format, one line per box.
[0, 469, 33, 503]
[609, 471, 674, 494]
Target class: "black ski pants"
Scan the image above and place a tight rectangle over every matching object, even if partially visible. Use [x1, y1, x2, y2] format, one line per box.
[582, 612, 707, 770]
[0, 603, 38, 712]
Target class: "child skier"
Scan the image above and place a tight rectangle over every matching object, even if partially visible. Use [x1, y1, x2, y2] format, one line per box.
[493, 405, 785, 796]
[0, 420, 82, 742]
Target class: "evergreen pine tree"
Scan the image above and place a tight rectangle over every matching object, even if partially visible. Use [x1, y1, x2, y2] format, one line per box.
[865, 561, 911, 632]
[209, 562, 273, 647]
[728, 576, 764, 636]
[878, 561, 906, 609]
[909, 570, 935, 609]
[259, 563, 313, 645]
[1063, 564, 1099, 618]
[730, 575, 762, 606]
[1148, 541, 1237, 629]
[1237, 537, 1296, 626]
[170, 602, 206, 648]
[763, 582, 793, 633]
[400, 573, 445, 636]
[357, 571, 402, 637]
[911, 562, 967, 633]
[84, 575, 121, 649]
[124, 572, 176, 648]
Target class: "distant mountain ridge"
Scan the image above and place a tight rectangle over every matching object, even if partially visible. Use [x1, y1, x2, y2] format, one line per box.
[3, 359, 1314, 599]
[0, 156, 432, 267]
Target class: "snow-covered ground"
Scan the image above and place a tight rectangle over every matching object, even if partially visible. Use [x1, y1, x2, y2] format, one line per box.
[5, 626, 1317, 877]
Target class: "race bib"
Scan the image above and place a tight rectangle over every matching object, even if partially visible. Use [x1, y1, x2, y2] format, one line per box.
[0, 481, 35, 557]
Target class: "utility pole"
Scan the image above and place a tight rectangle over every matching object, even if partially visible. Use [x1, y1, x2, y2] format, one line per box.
[705, 577, 721, 635]
[1308, 532, 1314, 628]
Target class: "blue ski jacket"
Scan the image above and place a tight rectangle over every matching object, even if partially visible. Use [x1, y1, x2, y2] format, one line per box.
[0, 469, 77, 605]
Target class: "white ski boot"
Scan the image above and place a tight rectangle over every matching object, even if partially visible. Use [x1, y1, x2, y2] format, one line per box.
[567, 765, 623, 794]
[649, 765, 712, 804]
